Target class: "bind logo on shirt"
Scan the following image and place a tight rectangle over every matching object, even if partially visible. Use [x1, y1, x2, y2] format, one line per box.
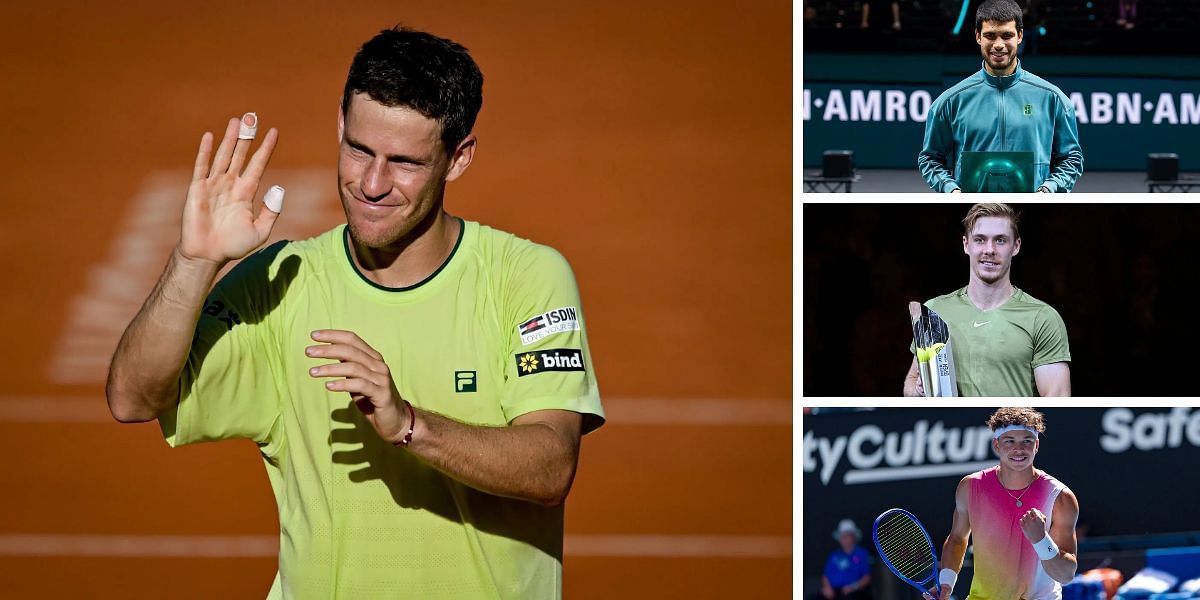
[515, 348, 585, 377]
[517, 306, 581, 345]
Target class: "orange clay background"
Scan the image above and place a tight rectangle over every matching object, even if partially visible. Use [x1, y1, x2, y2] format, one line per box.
[0, 1, 791, 597]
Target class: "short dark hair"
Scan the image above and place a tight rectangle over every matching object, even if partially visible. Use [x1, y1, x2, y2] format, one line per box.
[342, 26, 484, 153]
[975, 0, 1023, 32]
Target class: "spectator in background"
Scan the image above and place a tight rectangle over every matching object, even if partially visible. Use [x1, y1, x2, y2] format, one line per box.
[822, 519, 873, 599]
[861, 1, 902, 30]
[1117, 1, 1137, 30]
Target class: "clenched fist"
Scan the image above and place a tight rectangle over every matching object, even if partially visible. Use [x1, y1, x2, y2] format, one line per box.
[1019, 507, 1049, 542]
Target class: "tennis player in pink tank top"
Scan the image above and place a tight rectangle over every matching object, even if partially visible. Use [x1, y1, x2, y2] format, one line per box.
[933, 408, 1080, 600]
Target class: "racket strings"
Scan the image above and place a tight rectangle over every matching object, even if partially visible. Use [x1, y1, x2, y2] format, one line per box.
[876, 513, 936, 581]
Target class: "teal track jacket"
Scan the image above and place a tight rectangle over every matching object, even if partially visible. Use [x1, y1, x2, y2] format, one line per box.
[919, 61, 1084, 193]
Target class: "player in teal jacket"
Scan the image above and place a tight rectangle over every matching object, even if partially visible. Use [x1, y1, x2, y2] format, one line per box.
[918, 0, 1084, 193]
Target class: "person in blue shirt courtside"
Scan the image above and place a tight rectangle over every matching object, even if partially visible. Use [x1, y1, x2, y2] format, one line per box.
[919, 0, 1084, 193]
[821, 519, 873, 600]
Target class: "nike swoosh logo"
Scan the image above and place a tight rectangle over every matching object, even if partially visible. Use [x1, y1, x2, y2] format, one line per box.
[973, 320, 992, 328]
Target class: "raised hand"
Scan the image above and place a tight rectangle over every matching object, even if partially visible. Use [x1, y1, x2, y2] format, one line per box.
[179, 113, 282, 265]
[306, 330, 412, 445]
[1020, 508, 1049, 542]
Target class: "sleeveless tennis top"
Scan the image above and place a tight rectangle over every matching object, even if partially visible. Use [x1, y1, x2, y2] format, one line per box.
[967, 466, 1068, 600]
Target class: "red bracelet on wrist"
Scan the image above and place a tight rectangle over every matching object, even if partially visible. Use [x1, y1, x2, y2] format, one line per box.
[394, 399, 415, 448]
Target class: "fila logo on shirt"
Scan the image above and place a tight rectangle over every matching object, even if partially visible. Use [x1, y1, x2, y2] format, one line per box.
[1024, 104, 1033, 116]
[517, 306, 580, 345]
[455, 371, 477, 393]
[515, 348, 585, 377]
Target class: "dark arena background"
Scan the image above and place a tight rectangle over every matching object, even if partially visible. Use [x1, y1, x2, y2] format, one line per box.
[804, 203, 1200, 396]
[802, 407, 1200, 599]
[802, 0, 1200, 192]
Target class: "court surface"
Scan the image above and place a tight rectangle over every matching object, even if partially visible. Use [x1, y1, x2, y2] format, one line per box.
[0, 1, 792, 597]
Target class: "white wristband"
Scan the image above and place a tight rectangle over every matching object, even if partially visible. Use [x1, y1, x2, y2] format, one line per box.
[1032, 534, 1060, 561]
[939, 568, 958, 590]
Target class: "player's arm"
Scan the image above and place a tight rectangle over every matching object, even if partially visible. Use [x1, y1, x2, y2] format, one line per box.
[937, 476, 973, 600]
[1040, 94, 1084, 192]
[917, 101, 961, 193]
[903, 356, 925, 396]
[107, 116, 280, 423]
[1020, 489, 1080, 584]
[408, 407, 582, 507]
[1034, 362, 1071, 397]
[307, 330, 585, 507]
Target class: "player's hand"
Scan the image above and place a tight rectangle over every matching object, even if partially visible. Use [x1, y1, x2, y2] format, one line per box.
[903, 375, 925, 397]
[922, 583, 950, 600]
[179, 113, 282, 265]
[1019, 507, 1049, 542]
[306, 329, 412, 445]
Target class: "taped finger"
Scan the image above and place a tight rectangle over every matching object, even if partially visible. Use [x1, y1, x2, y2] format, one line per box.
[264, 185, 285, 213]
[238, 112, 258, 140]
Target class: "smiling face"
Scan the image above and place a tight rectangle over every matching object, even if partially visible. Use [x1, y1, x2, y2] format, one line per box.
[993, 429, 1038, 471]
[336, 93, 474, 249]
[977, 20, 1023, 76]
[963, 216, 1021, 285]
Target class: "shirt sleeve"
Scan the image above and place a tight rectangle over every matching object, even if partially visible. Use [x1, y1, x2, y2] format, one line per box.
[1031, 305, 1071, 368]
[1042, 92, 1084, 193]
[823, 553, 838, 580]
[501, 244, 604, 434]
[918, 98, 961, 193]
[158, 241, 297, 452]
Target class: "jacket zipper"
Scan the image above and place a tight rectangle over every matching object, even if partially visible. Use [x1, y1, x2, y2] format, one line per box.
[998, 84, 1006, 151]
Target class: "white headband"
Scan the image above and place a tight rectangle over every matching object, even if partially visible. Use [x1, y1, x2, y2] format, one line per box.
[993, 424, 1039, 439]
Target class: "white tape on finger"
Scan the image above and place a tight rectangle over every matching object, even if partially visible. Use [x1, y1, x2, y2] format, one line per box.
[264, 185, 285, 213]
[238, 112, 258, 140]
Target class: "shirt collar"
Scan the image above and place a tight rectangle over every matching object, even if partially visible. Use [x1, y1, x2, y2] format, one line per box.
[981, 59, 1023, 89]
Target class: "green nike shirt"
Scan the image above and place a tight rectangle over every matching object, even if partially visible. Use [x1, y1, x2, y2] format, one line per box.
[159, 219, 605, 599]
[921, 286, 1070, 397]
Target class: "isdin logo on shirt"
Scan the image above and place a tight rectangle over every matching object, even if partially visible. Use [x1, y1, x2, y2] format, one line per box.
[517, 306, 581, 345]
[1023, 104, 1033, 116]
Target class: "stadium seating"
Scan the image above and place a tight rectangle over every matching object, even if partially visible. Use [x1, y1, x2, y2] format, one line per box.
[1114, 548, 1200, 600]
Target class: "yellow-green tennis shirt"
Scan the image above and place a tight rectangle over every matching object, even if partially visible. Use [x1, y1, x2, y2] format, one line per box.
[925, 286, 1070, 396]
[159, 219, 605, 599]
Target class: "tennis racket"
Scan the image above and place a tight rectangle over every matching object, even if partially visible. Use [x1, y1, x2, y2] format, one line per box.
[873, 508, 941, 600]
